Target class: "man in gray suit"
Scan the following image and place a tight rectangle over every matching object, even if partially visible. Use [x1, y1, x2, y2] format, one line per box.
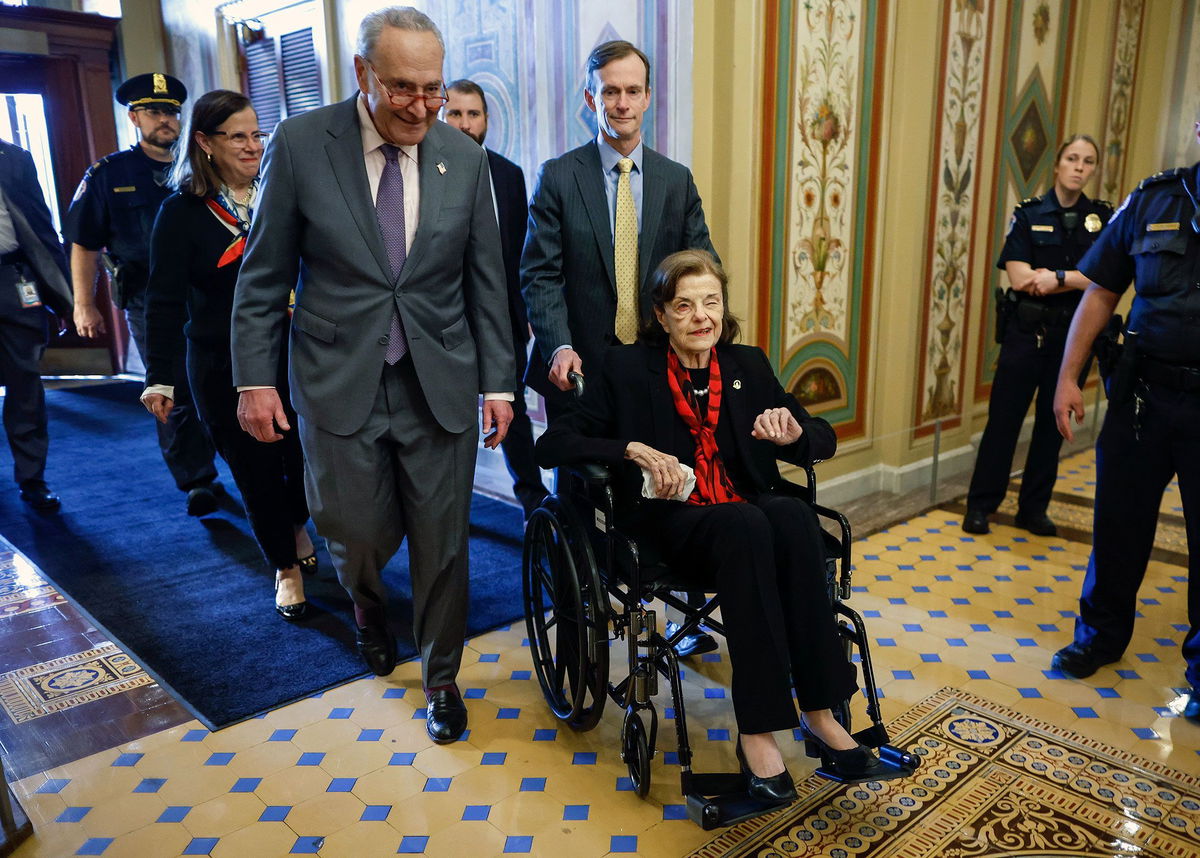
[521, 39, 718, 420]
[232, 6, 515, 745]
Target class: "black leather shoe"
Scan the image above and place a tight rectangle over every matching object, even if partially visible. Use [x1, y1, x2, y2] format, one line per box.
[1051, 641, 1119, 679]
[1015, 510, 1057, 536]
[274, 572, 307, 621]
[186, 485, 218, 517]
[799, 719, 890, 782]
[1183, 689, 1200, 724]
[961, 509, 989, 534]
[19, 480, 60, 512]
[426, 686, 468, 744]
[356, 624, 397, 676]
[735, 737, 796, 803]
[665, 621, 719, 659]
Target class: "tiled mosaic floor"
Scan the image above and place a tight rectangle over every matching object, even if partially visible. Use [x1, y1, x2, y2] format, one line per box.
[3, 448, 1197, 856]
[688, 687, 1200, 857]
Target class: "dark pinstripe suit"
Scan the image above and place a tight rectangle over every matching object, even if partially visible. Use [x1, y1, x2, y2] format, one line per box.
[519, 140, 717, 412]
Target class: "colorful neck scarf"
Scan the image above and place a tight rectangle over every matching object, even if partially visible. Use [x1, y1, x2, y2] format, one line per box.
[666, 347, 743, 506]
[206, 179, 258, 268]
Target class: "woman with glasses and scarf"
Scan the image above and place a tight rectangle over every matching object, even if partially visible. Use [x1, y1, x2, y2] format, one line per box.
[535, 249, 900, 806]
[141, 90, 315, 621]
[963, 135, 1113, 538]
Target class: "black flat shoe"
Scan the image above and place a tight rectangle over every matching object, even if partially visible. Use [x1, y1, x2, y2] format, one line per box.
[426, 686, 468, 744]
[735, 736, 796, 804]
[298, 553, 318, 574]
[186, 485, 218, 517]
[356, 623, 397, 676]
[800, 719, 888, 781]
[19, 480, 60, 512]
[961, 509, 989, 534]
[1051, 641, 1119, 679]
[665, 621, 719, 659]
[1015, 510, 1057, 536]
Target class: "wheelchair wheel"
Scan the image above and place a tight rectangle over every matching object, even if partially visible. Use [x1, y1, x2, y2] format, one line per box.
[621, 708, 652, 798]
[523, 498, 609, 731]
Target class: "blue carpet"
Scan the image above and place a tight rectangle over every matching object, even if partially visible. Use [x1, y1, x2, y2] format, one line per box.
[0, 382, 526, 729]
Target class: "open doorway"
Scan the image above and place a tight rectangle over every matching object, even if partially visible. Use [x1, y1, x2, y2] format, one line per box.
[0, 93, 60, 235]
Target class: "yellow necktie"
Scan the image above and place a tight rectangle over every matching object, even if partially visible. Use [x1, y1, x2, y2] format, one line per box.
[614, 157, 639, 343]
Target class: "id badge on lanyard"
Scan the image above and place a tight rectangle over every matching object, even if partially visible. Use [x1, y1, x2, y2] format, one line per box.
[15, 273, 41, 309]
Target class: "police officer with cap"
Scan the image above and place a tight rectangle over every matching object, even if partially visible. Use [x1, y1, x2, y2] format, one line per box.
[1052, 123, 1200, 724]
[63, 72, 219, 516]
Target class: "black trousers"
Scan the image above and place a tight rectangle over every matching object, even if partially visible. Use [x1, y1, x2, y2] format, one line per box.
[127, 290, 217, 492]
[636, 493, 858, 734]
[187, 343, 308, 570]
[1074, 382, 1200, 687]
[967, 325, 1069, 515]
[500, 345, 548, 517]
[0, 264, 49, 485]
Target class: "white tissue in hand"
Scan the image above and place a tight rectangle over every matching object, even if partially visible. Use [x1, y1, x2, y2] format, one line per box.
[640, 462, 695, 501]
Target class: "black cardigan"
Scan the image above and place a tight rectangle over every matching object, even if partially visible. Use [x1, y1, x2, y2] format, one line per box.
[535, 341, 837, 507]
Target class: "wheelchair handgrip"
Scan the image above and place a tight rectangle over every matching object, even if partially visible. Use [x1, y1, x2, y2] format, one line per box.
[567, 370, 585, 399]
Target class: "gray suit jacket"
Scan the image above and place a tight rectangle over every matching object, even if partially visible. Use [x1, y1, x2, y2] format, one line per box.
[232, 97, 514, 437]
[0, 141, 72, 318]
[519, 140, 716, 400]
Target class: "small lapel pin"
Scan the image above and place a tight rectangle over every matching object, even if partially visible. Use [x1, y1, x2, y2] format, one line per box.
[436, 162, 447, 175]
[732, 379, 742, 390]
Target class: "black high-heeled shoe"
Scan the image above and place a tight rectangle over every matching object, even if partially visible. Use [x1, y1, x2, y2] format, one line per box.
[298, 553, 318, 574]
[735, 736, 797, 804]
[799, 717, 887, 781]
[275, 572, 308, 621]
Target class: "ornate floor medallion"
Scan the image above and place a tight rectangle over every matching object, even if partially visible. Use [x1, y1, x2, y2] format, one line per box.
[689, 688, 1200, 857]
[0, 643, 151, 723]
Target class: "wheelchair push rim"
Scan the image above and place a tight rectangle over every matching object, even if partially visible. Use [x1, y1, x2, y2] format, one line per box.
[522, 501, 609, 731]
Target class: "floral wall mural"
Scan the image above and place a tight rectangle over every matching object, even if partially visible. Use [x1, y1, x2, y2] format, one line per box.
[757, 0, 887, 438]
[1096, 0, 1145, 205]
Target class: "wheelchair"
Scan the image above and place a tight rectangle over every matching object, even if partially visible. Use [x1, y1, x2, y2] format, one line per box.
[522, 412, 918, 829]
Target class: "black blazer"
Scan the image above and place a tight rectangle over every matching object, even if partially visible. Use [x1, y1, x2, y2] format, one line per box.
[487, 148, 530, 353]
[520, 141, 717, 401]
[535, 342, 837, 508]
[0, 141, 72, 318]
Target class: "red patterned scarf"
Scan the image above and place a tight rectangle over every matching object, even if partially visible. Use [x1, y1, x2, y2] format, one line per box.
[666, 347, 743, 506]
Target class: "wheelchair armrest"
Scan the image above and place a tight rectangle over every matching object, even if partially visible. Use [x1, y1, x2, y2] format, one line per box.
[567, 461, 614, 486]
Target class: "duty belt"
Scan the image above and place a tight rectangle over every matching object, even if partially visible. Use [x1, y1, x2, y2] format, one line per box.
[1014, 298, 1074, 329]
[1138, 355, 1200, 393]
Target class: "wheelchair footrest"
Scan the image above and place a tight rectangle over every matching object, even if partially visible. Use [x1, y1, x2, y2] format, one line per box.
[682, 772, 791, 830]
[812, 743, 920, 785]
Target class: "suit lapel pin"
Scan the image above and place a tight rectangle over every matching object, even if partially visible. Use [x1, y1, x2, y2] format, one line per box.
[732, 379, 742, 390]
[436, 162, 447, 175]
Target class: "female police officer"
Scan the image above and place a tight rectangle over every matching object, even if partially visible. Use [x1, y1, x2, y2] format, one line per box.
[963, 135, 1112, 536]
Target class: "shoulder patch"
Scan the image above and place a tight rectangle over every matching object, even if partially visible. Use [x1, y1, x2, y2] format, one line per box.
[1093, 198, 1114, 212]
[1138, 167, 1187, 190]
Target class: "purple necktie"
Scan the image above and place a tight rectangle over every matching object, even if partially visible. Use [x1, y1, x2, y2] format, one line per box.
[376, 144, 408, 364]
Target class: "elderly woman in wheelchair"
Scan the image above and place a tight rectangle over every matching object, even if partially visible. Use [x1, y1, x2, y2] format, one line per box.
[534, 249, 905, 806]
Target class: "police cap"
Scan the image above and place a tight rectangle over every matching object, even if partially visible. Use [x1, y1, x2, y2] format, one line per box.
[116, 73, 188, 111]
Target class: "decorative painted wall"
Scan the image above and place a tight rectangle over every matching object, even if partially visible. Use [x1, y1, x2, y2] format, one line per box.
[756, 0, 887, 439]
[972, 0, 1073, 399]
[913, 0, 993, 430]
[1164, 0, 1200, 169]
[1096, 0, 1145, 204]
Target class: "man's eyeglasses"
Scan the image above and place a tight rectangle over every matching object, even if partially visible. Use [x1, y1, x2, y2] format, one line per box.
[134, 107, 181, 120]
[208, 131, 270, 147]
[366, 61, 448, 110]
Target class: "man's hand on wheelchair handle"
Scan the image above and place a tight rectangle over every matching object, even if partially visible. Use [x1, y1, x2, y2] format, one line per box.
[625, 441, 687, 499]
[548, 348, 583, 391]
[751, 407, 803, 446]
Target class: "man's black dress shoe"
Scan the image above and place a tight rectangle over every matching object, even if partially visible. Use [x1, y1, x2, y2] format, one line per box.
[1015, 510, 1057, 537]
[19, 480, 60, 512]
[665, 621, 719, 659]
[734, 737, 796, 803]
[961, 509, 989, 534]
[356, 624, 396, 676]
[186, 484, 219, 517]
[426, 686, 468, 744]
[1183, 688, 1200, 724]
[1051, 641, 1118, 679]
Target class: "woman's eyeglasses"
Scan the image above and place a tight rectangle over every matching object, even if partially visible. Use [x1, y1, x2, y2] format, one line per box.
[208, 131, 270, 146]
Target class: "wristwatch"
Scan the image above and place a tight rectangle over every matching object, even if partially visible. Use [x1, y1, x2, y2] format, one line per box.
[1055, 269, 1066, 286]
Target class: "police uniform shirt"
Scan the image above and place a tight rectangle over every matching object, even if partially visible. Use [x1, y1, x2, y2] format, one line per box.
[995, 189, 1113, 311]
[62, 144, 173, 267]
[1078, 164, 1200, 366]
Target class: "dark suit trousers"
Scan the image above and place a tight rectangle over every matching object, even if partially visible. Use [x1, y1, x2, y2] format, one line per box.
[500, 345, 548, 517]
[127, 290, 217, 492]
[636, 493, 858, 734]
[188, 344, 308, 570]
[0, 263, 49, 485]
[299, 357, 476, 688]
